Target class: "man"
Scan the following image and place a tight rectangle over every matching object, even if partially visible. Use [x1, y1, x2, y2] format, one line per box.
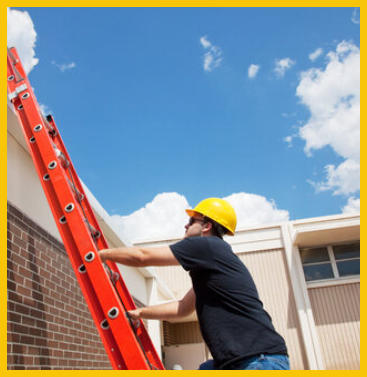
[99, 198, 289, 370]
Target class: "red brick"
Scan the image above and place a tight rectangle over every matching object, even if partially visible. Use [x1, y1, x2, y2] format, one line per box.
[29, 308, 43, 319]
[20, 335, 35, 345]
[8, 229, 13, 242]
[13, 235, 28, 250]
[7, 332, 21, 343]
[23, 355, 35, 365]
[7, 280, 16, 292]
[18, 266, 33, 280]
[29, 327, 43, 337]
[7, 240, 20, 254]
[10, 252, 26, 267]
[27, 346, 40, 355]
[8, 222, 22, 238]
[12, 344, 25, 353]
[32, 291, 44, 302]
[22, 315, 36, 327]
[17, 285, 32, 297]
[12, 271, 25, 286]
[47, 340, 59, 348]
[12, 323, 29, 335]
[55, 300, 64, 310]
[7, 290, 21, 302]
[55, 333, 66, 342]
[34, 337, 48, 347]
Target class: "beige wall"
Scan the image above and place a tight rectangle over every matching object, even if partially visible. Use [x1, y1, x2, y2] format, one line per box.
[7, 116, 61, 241]
[308, 283, 360, 369]
[136, 216, 360, 370]
[163, 343, 207, 370]
[163, 321, 203, 345]
[154, 265, 192, 300]
[237, 249, 307, 370]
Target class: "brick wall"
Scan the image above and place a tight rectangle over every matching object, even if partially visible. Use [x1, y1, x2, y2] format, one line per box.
[7, 202, 112, 369]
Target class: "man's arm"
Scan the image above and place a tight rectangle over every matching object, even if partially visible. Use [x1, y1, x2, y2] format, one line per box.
[99, 246, 180, 267]
[128, 288, 196, 321]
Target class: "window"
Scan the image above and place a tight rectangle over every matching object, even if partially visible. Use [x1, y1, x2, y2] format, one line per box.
[300, 242, 360, 282]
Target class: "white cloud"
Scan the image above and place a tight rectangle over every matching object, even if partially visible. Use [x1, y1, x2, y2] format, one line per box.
[52, 61, 76, 72]
[342, 196, 360, 214]
[274, 57, 295, 77]
[38, 103, 52, 116]
[7, 8, 39, 74]
[223, 193, 289, 229]
[248, 64, 260, 79]
[199, 36, 211, 49]
[284, 135, 294, 147]
[199, 35, 223, 72]
[110, 193, 190, 242]
[309, 48, 323, 61]
[309, 160, 360, 196]
[109, 192, 289, 243]
[351, 8, 360, 24]
[295, 41, 360, 197]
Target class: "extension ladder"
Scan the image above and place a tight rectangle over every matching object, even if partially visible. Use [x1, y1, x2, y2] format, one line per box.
[7, 47, 165, 370]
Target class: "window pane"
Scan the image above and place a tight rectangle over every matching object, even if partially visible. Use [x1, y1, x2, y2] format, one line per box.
[333, 243, 360, 260]
[303, 263, 334, 281]
[337, 260, 360, 277]
[300, 247, 329, 264]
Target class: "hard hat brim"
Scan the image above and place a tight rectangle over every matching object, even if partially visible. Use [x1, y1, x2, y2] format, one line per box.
[185, 209, 197, 218]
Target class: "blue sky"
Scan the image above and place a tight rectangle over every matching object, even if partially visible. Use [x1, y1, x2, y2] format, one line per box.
[7, 7, 360, 241]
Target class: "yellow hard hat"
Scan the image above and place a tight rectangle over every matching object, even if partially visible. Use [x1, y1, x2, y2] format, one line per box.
[186, 198, 237, 235]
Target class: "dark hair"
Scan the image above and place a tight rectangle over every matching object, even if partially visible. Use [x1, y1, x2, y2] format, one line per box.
[203, 216, 228, 239]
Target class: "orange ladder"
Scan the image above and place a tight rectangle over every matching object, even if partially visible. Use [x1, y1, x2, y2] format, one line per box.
[7, 47, 165, 370]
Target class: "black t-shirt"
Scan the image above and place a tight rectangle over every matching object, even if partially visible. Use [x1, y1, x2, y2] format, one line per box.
[170, 236, 288, 369]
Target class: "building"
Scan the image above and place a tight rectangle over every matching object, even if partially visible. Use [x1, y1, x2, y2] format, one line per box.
[7, 102, 360, 369]
[137, 213, 360, 370]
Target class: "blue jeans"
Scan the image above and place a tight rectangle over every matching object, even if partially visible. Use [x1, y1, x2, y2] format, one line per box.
[199, 354, 290, 370]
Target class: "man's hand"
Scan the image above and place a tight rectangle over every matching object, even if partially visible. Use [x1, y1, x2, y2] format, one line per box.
[127, 308, 142, 329]
[99, 250, 107, 262]
[128, 308, 142, 320]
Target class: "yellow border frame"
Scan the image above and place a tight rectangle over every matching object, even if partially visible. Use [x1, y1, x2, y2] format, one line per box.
[1, 2, 362, 376]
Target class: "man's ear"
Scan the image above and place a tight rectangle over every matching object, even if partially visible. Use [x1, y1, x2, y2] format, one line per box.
[203, 221, 213, 234]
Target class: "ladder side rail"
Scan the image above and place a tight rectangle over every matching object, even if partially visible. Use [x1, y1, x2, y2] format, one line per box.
[14, 94, 153, 370]
[7, 92, 127, 369]
[45, 115, 106, 245]
[7, 48, 163, 369]
[40, 106, 164, 368]
[49, 120, 165, 368]
[42, 114, 139, 312]
[42, 115, 164, 368]
[8, 90, 152, 370]
[43, 117, 137, 308]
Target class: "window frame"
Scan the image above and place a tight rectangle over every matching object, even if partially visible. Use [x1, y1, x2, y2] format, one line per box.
[300, 241, 360, 285]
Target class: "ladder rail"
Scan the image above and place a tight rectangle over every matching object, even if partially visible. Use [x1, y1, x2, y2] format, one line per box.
[43, 114, 138, 311]
[39, 97, 163, 369]
[7, 47, 165, 370]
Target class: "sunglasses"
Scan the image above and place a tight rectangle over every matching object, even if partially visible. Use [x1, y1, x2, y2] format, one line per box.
[188, 217, 206, 226]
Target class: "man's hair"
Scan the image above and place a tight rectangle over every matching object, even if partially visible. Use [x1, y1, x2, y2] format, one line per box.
[203, 216, 227, 239]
